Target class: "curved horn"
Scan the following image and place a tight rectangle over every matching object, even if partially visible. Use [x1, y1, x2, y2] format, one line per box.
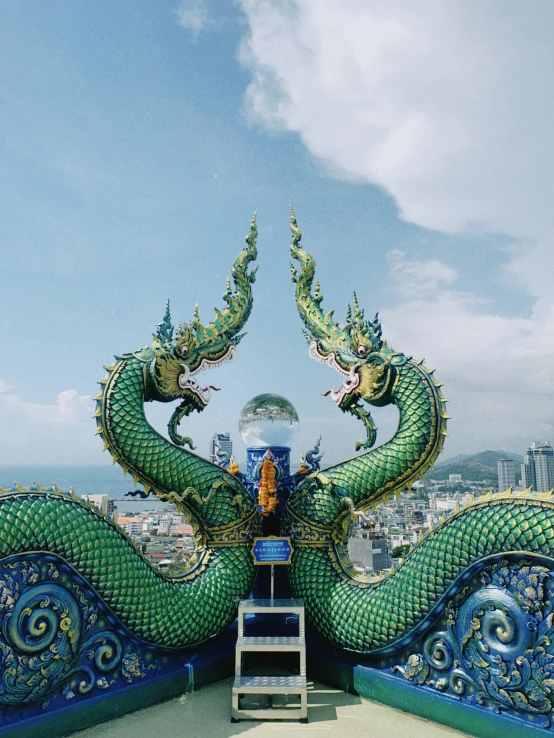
[189, 212, 258, 342]
[289, 207, 343, 344]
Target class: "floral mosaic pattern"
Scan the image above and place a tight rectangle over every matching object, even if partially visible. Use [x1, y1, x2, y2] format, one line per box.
[0, 554, 163, 719]
[396, 559, 554, 729]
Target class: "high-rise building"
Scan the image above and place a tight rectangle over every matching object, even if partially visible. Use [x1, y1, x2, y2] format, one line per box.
[521, 442, 554, 492]
[209, 432, 233, 463]
[82, 494, 116, 518]
[521, 458, 536, 490]
[497, 459, 515, 491]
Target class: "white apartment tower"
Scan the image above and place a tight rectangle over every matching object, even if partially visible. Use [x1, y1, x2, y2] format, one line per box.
[497, 459, 515, 491]
[81, 494, 116, 517]
[209, 432, 233, 463]
[521, 442, 554, 492]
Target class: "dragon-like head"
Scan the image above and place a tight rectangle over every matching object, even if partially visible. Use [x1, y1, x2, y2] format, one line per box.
[289, 208, 402, 451]
[142, 214, 258, 445]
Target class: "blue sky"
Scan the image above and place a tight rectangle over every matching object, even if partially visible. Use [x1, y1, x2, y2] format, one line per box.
[1, 1, 553, 467]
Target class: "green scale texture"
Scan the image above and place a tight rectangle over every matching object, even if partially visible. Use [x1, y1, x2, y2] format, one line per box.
[289, 498, 554, 652]
[90, 351, 258, 646]
[286, 214, 554, 656]
[0, 491, 254, 648]
[102, 356, 251, 529]
[290, 360, 441, 527]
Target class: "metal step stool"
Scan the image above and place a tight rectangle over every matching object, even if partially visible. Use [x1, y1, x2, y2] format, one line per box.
[232, 598, 307, 722]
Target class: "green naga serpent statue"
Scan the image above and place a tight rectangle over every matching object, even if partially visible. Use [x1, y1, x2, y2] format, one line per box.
[0, 216, 259, 664]
[3, 209, 554, 730]
[286, 208, 554, 696]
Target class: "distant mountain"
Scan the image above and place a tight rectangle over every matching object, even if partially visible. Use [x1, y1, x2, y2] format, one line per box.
[436, 453, 470, 467]
[425, 450, 524, 483]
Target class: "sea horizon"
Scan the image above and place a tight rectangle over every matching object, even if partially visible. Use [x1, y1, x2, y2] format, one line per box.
[0, 465, 169, 514]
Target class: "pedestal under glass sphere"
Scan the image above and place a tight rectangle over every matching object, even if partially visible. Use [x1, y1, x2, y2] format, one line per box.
[239, 393, 299, 448]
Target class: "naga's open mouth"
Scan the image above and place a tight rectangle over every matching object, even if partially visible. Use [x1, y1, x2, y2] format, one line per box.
[309, 341, 360, 405]
[178, 345, 236, 405]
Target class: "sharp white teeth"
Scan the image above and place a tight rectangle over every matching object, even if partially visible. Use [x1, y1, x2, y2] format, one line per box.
[309, 342, 361, 404]
[190, 344, 237, 378]
[309, 341, 351, 377]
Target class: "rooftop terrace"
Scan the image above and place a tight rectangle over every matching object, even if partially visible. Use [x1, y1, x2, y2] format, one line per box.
[74, 679, 470, 738]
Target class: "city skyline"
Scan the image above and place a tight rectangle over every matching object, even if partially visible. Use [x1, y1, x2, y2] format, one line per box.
[521, 441, 554, 493]
[2, 3, 554, 467]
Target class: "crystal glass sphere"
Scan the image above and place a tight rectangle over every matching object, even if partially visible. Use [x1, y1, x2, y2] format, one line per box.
[239, 393, 299, 448]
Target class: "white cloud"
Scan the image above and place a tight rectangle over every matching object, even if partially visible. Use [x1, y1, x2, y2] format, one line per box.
[238, 1, 554, 237]
[388, 250, 457, 294]
[382, 281, 551, 396]
[175, 0, 210, 36]
[0, 385, 96, 465]
[0, 387, 93, 425]
[0, 379, 12, 394]
[237, 1, 554, 454]
[381, 253, 554, 451]
[55, 390, 95, 424]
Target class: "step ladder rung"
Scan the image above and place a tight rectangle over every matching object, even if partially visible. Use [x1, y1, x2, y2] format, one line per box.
[233, 675, 306, 692]
[239, 598, 304, 612]
[237, 598, 305, 637]
[233, 598, 308, 722]
[236, 636, 305, 649]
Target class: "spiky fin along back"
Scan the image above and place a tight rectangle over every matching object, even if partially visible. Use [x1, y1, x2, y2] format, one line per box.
[155, 299, 174, 344]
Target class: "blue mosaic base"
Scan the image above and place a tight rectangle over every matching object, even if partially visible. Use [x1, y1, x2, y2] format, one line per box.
[0, 552, 223, 734]
[385, 555, 554, 730]
[307, 553, 554, 734]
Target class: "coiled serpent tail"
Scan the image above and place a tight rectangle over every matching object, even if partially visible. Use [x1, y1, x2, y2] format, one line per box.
[0, 489, 254, 648]
[289, 491, 554, 652]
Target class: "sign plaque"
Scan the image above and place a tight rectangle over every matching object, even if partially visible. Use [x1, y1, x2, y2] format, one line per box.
[252, 536, 293, 565]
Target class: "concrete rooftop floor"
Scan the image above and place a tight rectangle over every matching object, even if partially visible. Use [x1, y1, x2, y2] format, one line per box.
[73, 679, 472, 738]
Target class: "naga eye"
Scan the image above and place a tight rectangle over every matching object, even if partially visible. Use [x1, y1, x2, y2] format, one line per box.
[180, 345, 188, 355]
[357, 345, 367, 355]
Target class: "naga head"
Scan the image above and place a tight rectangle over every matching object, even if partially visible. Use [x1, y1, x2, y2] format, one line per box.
[289, 208, 402, 451]
[144, 214, 258, 445]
